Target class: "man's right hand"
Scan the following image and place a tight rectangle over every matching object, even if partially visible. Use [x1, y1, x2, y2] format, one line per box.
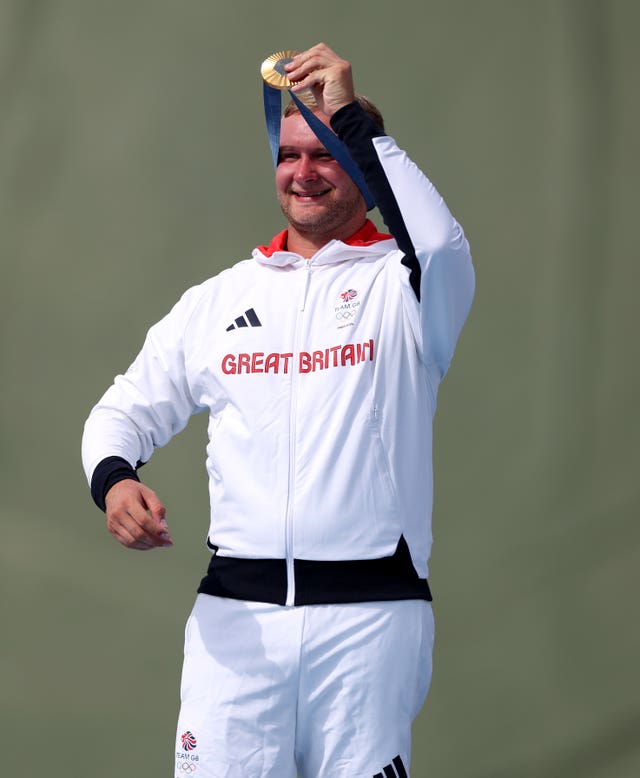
[104, 479, 173, 550]
[285, 43, 356, 117]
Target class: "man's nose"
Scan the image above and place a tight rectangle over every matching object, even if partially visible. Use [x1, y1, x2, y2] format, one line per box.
[294, 155, 319, 181]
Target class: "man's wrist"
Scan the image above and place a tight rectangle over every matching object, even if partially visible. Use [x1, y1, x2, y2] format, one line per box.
[90, 456, 140, 512]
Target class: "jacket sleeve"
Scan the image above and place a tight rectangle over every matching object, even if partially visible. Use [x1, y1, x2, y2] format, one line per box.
[81, 285, 205, 508]
[331, 102, 475, 379]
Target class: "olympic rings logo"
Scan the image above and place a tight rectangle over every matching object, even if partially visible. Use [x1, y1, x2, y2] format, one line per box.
[178, 762, 197, 773]
[335, 310, 356, 320]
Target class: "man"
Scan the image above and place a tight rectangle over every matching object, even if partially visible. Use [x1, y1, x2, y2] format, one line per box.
[82, 43, 474, 778]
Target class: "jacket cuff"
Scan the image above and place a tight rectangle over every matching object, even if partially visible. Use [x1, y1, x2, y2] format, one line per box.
[90, 456, 140, 512]
[330, 101, 385, 141]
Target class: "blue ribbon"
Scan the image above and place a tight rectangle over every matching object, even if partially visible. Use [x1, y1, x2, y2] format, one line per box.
[262, 81, 375, 211]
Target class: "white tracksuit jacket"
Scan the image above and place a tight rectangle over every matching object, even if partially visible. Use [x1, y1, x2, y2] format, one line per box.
[82, 102, 475, 607]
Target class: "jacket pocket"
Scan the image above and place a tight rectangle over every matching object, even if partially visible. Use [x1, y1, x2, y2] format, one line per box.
[368, 404, 400, 512]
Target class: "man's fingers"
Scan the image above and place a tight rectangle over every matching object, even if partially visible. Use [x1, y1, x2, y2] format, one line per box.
[109, 518, 172, 550]
[128, 539, 158, 551]
[107, 516, 154, 549]
[127, 506, 174, 547]
[287, 42, 335, 67]
[107, 509, 170, 549]
[285, 45, 349, 81]
[143, 489, 166, 522]
[137, 485, 172, 541]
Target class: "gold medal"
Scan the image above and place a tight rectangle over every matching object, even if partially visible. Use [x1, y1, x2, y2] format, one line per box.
[260, 50, 300, 90]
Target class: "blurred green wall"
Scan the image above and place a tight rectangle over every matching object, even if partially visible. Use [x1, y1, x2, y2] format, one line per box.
[1, 1, 638, 775]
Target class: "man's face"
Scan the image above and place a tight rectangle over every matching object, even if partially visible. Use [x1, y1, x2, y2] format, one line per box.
[276, 112, 366, 244]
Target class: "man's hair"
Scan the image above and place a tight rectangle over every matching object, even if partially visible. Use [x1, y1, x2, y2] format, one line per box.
[283, 93, 385, 133]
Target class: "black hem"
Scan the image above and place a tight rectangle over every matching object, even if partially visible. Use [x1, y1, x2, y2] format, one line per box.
[197, 536, 432, 606]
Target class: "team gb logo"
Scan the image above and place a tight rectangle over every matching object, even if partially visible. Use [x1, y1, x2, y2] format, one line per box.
[181, 731, 197, 751]
[335, 289, 361, 328]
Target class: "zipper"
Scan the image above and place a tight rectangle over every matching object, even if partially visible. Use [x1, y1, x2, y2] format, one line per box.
[284, 259, 313, 606]
[299, 259, 312, 311]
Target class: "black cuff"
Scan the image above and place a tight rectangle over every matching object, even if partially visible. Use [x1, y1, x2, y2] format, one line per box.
[90, 456, 141, 512]
[330, 101, 386, 141]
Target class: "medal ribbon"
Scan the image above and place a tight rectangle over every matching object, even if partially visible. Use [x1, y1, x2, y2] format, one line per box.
[262, 81, 375, 211]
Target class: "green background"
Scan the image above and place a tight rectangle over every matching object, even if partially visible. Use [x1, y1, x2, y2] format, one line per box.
[1, 1, 638, 775]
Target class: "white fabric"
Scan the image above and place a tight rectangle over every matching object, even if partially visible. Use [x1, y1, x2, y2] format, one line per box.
[174, 595, 434, 778]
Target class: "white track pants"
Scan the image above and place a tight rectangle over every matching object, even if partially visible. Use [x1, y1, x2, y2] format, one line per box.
[174, 594, 434, 778]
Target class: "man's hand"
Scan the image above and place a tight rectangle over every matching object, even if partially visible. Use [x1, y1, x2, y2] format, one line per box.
[285, 43, 355, 117]
[104, 479, 173, 550]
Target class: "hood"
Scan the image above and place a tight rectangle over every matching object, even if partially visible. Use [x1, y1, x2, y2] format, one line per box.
[252, 219, 396, 268]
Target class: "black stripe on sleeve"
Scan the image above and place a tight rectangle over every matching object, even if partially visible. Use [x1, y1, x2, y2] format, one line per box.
[90, 455, 142, 512]
[331, 102, 422, 300]
[393, 755, 408, 778]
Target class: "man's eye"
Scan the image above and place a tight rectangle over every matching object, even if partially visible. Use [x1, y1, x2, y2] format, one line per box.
[279, 153, 298, 162]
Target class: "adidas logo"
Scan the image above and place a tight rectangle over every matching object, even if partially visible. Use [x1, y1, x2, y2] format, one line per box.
[373, 754, 408, 778]
[226, 308, 262, 331]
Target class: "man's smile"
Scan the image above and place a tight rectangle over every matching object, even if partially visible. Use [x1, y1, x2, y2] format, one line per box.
[291, 188, 332, 199]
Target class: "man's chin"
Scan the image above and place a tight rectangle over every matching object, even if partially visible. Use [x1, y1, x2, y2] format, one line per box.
[289, 198, 330, 216]
[282, 206, 333, 232]
[279, 196, 362, 238]
[287, 215, 336, 236]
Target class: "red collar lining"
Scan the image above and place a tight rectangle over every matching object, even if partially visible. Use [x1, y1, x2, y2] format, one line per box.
[256, 220, 393, 258]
